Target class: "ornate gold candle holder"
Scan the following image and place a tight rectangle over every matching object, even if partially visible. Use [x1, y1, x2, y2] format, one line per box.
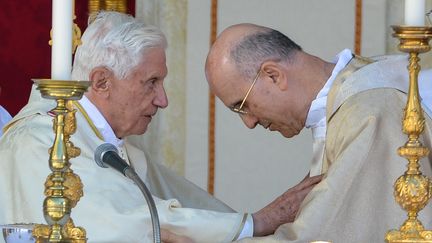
[31, 79, 90, 243]
[386, 26, 432, 243]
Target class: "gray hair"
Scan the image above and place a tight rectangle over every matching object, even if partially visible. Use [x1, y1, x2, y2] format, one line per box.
[230, 29, 301, 79]
[71, 11, 167, 80]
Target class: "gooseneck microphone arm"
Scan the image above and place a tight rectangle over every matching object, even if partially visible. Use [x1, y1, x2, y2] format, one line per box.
[94, 143, 161, 243]
[124, 168, 161, 243]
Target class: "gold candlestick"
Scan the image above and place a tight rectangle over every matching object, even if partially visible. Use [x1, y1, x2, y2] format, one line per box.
[386, 26, 432, 243]
[31, 79, 90, 243]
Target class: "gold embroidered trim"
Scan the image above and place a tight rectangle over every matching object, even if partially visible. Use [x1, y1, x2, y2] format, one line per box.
[72, 100, 104, 141]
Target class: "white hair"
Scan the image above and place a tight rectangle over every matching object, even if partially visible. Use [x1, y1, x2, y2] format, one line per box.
[71, 11, 167, 80]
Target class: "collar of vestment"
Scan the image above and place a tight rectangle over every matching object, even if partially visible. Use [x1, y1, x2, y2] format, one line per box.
[327, 54, 432, 122]
[76, 96, 124, 147]
[307, 49, 354, 176]
[305, 49, 354, 140]
[326, 55, 375, 122]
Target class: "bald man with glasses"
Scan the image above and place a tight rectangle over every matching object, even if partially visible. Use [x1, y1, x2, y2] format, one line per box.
[205, 23, 432, 242]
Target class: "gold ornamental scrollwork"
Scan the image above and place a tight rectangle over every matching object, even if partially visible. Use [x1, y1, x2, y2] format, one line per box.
[65, 100, 81, 159]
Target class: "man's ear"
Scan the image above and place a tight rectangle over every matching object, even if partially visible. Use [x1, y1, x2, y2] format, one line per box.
[89, 67, 113, 97]
[261, 61, 288, 91]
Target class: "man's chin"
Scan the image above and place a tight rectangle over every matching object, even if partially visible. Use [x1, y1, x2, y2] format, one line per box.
[281, 132, 295, 138]
[128, 124, 149, 136]
[278, 128, 301, 138]
[136, 130, 147, 135]
[138, 127, 149, 135]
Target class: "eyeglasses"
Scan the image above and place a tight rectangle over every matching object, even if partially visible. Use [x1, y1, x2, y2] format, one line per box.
[229, 69, 262, 115]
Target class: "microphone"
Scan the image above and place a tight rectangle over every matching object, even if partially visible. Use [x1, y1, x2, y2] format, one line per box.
[94, 143, 129, 175]
[94, 143, 161, 243]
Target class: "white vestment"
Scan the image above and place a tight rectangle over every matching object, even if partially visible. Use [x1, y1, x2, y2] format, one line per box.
[0, 94, 247, 243]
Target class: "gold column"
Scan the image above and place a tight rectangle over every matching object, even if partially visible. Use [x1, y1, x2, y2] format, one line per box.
[386, 26, 432, 243]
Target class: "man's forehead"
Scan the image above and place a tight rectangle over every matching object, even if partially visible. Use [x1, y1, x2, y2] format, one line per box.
[125, 50, 167, 79]
[210, 68, 246, 106]
[207, 38, 247, 104]
[208, 59, 234, 87]
[141, 48, 167, 66]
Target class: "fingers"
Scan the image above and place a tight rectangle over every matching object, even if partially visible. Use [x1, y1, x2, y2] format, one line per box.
[251, 173, 325, 236]
[295, 181, 317, 199]
[308, 174, 324, 185]
[294, 174, 324, 191]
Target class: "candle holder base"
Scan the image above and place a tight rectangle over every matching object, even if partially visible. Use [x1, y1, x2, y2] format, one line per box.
[386, 229, 432, 243]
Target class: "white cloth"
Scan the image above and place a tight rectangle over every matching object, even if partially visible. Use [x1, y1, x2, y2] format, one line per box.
[78, 95, 254, 239]
[306, 49, 353, 176]
[0, 105, 12, 136]
[237, 214, 254, 240]
[78, 96, 131, 163]
[305, 49, 353, 135]
[0, 95, 248, 242]
[79, 95, 122, 147]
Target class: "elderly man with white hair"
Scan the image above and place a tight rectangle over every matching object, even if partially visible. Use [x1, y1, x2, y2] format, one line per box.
[0, 12, 321, 242]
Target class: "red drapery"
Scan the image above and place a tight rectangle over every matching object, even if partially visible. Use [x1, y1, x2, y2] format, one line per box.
[0, 0, 134, 116]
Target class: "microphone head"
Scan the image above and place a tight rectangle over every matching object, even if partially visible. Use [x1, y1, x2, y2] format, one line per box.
[94, 143, 118, 168]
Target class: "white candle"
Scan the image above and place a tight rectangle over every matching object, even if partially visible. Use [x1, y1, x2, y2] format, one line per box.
[405, 0, 425, 26]
[51, 0, 73, 80]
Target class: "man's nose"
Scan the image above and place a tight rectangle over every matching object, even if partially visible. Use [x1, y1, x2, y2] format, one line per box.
[154, 86, 168, 108]
[240, 114, 258, 129]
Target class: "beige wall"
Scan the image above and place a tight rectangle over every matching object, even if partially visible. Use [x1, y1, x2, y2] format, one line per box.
[136, 0, 188, 175]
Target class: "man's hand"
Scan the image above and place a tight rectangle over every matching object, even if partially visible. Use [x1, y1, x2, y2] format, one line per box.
[161, 228, 195, 243]
[252, 174, 323, 236]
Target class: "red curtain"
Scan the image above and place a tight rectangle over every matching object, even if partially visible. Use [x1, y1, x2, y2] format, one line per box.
[0, 0, 134, 116]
